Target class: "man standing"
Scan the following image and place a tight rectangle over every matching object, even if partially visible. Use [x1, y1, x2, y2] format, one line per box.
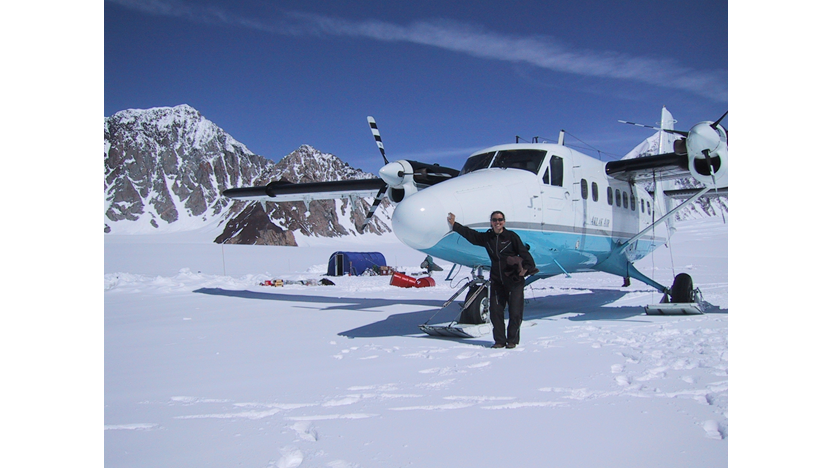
[447, 211, 537, 348]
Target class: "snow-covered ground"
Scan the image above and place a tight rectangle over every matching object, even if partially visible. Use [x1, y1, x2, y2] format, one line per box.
[103, 218, 728, 467]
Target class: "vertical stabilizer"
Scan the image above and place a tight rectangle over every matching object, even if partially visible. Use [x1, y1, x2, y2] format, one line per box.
[657, 107, 677, 236]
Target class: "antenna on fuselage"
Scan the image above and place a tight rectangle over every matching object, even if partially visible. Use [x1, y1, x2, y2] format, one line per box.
[558, 130, 565, 145]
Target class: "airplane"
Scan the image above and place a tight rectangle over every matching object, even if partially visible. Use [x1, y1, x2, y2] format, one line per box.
[223, 107, 727, 335]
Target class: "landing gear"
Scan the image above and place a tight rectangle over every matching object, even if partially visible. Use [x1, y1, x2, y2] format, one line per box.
[645, 273, 704, 315]
[459, 284, 489, 324]
[670, 273, 695, 303]
[419, 269, 493, 338]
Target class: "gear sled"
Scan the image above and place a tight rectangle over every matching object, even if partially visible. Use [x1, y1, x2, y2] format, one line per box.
[419, 275, 492, 338]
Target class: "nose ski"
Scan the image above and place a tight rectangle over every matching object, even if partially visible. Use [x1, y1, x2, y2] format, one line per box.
[419, 271, 492, 338]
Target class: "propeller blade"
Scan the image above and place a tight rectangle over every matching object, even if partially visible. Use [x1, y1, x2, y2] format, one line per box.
[367, 116, 389, 165]
[618, 120, 688, 136]
[711, 111, 728, 129]
[711, 111, 728, 144]
[360, 185, 388, 231]
[702, 149, 726, 223]
[702, 149, 717, 182]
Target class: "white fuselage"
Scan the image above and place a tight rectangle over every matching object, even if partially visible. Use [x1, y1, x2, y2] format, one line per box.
[390, 143, 668, 281]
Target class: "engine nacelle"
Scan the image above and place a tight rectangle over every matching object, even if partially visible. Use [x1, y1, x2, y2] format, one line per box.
[379, 160, 419, 203]
[686, 121, 728, 188]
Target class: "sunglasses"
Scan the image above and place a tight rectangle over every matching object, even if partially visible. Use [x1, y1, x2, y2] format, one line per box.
[491, 218, 504, 222]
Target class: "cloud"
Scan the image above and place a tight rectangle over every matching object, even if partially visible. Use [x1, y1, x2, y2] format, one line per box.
[108, 0, 727, 102]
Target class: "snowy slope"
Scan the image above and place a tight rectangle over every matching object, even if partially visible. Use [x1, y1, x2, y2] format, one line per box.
[104, 216, 728, 467]
[104, 105, 276, 234]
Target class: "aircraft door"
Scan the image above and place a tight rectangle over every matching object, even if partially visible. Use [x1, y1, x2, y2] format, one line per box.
[571, 162, 587, 230]
[541, 155, 567, 225]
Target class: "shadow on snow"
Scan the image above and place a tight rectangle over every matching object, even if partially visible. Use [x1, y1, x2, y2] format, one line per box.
[193, 287, 727, 340]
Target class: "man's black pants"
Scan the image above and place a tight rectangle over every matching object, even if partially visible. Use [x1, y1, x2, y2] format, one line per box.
[490, 280, 525, 346]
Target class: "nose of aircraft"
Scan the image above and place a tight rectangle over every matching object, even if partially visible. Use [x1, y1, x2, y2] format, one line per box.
[391, 189, 453, 250]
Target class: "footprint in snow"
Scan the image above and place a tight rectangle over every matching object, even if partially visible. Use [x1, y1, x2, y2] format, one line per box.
[468, 361, 491, 368]
[289, 421, 318, 442]
[326, 461, 359, 468]
[268, 446, 304, 468]
[322, 396, 361, 407]
[702, 420, 724, 439]
[418, 366, 464, 376]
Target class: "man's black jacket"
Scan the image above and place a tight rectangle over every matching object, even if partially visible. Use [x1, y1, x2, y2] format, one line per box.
[452, 222, 536, 285]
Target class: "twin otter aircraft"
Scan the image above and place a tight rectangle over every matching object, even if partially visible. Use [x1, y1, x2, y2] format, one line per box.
[224, 107, 727, 328]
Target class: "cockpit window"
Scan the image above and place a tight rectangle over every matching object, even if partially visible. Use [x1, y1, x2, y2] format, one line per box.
[460, 151, 495, 175]
[491, 149, 547, 174]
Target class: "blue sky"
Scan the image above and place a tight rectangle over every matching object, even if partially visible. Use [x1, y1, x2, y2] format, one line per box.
[105, 0, 727, 172]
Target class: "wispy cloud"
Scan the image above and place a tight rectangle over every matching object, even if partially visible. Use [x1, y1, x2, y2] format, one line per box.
[108, 0, 727, 102]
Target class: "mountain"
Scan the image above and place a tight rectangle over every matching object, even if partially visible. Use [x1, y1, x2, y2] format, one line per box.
[104, 105, 391, 244]
[213, 145, 392, 245]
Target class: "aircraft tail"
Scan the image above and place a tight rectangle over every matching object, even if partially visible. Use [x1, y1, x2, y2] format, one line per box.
[655, 107, 678, 236]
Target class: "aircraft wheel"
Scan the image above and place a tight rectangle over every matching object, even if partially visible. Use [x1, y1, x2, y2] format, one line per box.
[670, 273, 694, 303]
[459, 286, 489, 324]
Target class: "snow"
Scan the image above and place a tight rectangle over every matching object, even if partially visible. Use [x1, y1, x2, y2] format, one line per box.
[101, 217, 730, 467]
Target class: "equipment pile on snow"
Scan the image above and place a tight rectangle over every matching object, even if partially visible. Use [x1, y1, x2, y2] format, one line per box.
[259, 278, 335, 287]
[327, 251, 387, 276]
[389, 272, 435, 288]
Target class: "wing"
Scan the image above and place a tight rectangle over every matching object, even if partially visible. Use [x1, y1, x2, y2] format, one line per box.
[661, 187, 727, 199]
[223, 178, 386, 203]
[605, 152, 690, 184]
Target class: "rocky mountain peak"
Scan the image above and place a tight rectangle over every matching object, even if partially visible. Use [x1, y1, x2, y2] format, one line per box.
[274, 145, 372, 184]
[104, 105, 391, 243]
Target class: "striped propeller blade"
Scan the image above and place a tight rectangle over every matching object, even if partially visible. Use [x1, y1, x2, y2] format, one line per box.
[367, 116, 389, 164]
[360, 185, 388, 231]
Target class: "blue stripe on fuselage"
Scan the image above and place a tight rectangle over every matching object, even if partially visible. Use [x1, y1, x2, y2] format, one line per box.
[423, 226, 665, 279]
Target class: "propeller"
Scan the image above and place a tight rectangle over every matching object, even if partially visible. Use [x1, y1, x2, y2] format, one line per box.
[618, 120, 689, 137]
[360, 117, 460, 232]
[360, 116, 391, 232]
[620, 111, 727, 159]
[687, 111, 727, 177]
[701, 111, 727, 222]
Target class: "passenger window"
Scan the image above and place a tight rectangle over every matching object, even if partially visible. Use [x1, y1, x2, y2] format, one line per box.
[641, 199, 645, 213]
[581, 179, 588, 200]
[615, 189, 621, 207]
[592, 182, 598, 202]
[630, 193, 636, 211]
[623, 192, 629, 209]
[607, 187, 613, 205]
[647, 201, 651, 215]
